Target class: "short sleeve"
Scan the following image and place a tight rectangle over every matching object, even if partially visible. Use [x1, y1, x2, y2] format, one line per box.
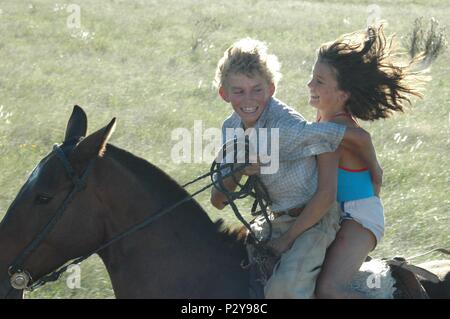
[279, 119, 346, 161]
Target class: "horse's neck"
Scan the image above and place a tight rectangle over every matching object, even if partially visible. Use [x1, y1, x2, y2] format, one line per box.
[94, 155, 219, 242]
[95, 155, 248, 298]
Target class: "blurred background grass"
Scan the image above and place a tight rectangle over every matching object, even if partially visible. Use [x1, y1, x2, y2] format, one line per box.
[0, 0, 448, 298]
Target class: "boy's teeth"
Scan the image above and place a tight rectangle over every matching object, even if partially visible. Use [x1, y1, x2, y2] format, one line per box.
[242, 107, 257, 113]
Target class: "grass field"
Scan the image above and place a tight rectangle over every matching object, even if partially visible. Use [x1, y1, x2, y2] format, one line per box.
[0, 0, 449, 298]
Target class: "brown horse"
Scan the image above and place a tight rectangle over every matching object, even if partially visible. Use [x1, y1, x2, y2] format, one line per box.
[0, 106, 449, 299]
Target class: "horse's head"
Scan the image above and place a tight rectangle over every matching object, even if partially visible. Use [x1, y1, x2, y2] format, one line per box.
[0, 106, 116, 298]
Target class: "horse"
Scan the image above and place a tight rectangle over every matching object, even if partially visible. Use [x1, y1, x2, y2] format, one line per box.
[0, 106, 449, 299]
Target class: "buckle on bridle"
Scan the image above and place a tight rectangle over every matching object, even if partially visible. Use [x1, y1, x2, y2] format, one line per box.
[9, 268, 32, 290]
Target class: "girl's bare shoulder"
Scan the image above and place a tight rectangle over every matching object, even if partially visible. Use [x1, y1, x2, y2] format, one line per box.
[330, 116, 359, 128]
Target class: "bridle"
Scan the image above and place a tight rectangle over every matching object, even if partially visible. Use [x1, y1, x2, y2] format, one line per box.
[6, 143, 96, 292]
[5, 139, 271, 293]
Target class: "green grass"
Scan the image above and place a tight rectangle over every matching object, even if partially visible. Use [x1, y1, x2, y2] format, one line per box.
[0, 0, 449, 298]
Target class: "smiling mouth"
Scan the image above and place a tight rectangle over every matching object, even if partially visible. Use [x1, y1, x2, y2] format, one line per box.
[240, 106, 258, 114]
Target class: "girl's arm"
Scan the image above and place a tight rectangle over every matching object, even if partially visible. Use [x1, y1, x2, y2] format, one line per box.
[267, 151, 339, 255]
[340, 127, 383, 195]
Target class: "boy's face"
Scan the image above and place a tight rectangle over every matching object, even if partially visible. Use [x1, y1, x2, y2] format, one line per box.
[219, 73, 275, 128]
[307, 61, 348, 111]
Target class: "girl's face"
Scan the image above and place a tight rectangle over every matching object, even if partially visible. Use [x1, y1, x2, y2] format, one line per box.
[220, 73, 275, 128]
[307, 61, 348, 111]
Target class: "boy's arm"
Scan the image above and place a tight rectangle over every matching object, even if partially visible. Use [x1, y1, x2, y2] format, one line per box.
[210, 163, 261, 209]
[340, 127, 383, 195]
[210, 172, 243, 210]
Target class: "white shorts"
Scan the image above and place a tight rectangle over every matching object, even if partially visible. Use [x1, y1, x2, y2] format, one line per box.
[340, 196, 385, 246]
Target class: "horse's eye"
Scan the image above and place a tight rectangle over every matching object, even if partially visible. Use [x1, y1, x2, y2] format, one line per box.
[35, 194, 52, 205]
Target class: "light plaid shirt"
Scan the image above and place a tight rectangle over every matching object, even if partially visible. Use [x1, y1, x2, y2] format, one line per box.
[221, 97, 345, 212]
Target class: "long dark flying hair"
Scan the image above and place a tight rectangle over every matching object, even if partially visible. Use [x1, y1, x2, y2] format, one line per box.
[318, 25, 429, 121]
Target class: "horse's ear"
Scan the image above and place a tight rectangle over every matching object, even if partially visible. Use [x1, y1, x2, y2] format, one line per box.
[70, 118, 116, 163]
[64, 105, 88, 143]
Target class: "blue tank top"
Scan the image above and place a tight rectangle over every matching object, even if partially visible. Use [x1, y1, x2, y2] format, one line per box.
[337, 167, 374, 202]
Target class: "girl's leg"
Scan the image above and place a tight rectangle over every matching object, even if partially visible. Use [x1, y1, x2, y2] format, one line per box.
[315, 219, 376, 299]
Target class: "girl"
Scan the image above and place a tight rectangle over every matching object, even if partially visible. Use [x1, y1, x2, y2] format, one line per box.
[309, 25, 428, 298]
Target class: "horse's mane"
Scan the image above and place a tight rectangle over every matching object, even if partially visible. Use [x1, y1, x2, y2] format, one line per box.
[214, 219, 248, 246]
[105, 144, 246, 247]
[106, 144, 193, 202]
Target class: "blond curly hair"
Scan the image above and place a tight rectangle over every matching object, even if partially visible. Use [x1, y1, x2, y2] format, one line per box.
[214, 38, 282, 90]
